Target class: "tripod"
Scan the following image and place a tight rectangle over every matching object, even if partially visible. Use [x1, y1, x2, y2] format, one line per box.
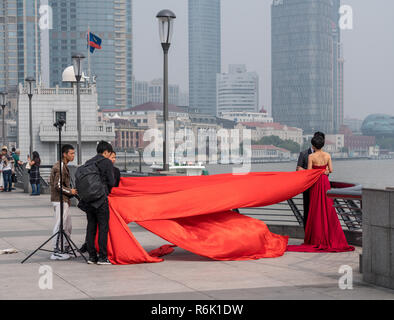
[22, 119, 87, 264]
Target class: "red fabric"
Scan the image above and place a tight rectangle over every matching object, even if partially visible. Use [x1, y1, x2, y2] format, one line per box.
[105, 170, 324, 265]
[287, 166, 355, 253]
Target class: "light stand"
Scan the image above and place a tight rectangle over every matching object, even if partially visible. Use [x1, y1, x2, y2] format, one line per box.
[21, 119, 87, 264]
[156, 9, 176, 172]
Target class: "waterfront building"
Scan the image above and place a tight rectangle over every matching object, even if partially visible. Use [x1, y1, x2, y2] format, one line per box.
[271, 0, 343, 134]
[109, 118, 147, 151]
[217, 65, 259, 116]
[48, 0, 133, 110]
[251, 145, 291, 162]
[344, 117, 363, 134]
[237, 122, 303, 145]
[361, 114, 394, 137]
[220, 109, 273, 124]
[189, 0, 221, 115]
[133, 79, 180, 107]
[17, 82, 115, 164]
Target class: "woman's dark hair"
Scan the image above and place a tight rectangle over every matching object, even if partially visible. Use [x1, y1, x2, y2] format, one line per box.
[96, 140, 113, 154]
[32, 151, 41, 166]
[311, 135, 325, 150]
[313, 131, 325, 139]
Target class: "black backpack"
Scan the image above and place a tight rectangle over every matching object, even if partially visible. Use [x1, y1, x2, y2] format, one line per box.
[75, 158, 106, 203]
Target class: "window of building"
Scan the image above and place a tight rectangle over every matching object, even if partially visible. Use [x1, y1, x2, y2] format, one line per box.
[55, 111, 67, 123]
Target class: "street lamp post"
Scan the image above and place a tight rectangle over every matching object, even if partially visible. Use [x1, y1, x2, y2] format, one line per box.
[72, 53, 85, 165]
[156, 9, 176, 172]
[25, 77, 36, 157]
[0, 92, 7, 147]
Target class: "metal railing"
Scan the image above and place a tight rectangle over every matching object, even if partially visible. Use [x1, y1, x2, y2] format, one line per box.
[238, 181, 363, 232]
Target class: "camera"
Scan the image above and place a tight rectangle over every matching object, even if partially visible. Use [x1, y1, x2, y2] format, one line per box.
[54, 119, 66, 129]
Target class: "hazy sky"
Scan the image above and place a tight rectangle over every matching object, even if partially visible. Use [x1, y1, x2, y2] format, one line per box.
[134, 0, 394, 120]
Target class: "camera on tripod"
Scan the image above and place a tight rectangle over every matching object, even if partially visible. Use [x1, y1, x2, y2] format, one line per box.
[54, 119, 66, 129]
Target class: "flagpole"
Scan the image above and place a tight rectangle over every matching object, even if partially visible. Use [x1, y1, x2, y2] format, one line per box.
[87, 26, 91, 86]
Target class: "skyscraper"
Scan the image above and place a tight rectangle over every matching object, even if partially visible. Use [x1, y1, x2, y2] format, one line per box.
[48, 0, 133, 110]
[188, 0, 221, 116]
[0, 0, 41, 93]
[217, 65, 259, 116]
[271, 0, 344, 134]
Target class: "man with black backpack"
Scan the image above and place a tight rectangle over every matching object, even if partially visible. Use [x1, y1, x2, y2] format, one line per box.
[76, 141, 115, 265]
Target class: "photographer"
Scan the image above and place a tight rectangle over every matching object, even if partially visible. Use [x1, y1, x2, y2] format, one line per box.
[77, 141, 115, 265]
[49, 144, 78, 260]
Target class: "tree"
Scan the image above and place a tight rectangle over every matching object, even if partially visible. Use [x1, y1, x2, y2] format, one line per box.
[253, 135, 301, 153]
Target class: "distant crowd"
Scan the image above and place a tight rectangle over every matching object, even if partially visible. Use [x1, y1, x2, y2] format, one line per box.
[0, 146, 42, 195]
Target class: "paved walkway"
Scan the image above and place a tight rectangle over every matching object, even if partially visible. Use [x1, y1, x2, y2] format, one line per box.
[0, 190, 393, 300]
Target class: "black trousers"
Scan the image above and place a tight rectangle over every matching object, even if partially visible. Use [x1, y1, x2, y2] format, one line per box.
[85, 200, 110, 259]
[302, 189, 310, 230]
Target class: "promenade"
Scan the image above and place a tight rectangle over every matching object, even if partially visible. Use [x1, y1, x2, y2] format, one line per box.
[0, 190, 393, 300]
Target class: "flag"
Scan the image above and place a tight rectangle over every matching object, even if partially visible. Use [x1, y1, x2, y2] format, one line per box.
[87, 32, 102, 53]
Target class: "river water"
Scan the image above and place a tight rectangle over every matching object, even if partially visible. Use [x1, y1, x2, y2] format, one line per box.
[206, 159, 394, 190]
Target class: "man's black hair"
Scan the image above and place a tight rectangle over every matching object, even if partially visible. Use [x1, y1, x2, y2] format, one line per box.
[62, 144, 74, 156]
[311, 135, 325, 150]
[11, 147, 16, 152]
[96, 140, 113, 154]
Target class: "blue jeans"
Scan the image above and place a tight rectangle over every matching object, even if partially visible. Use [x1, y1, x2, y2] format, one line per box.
[3, 170, 12, 192]
[31, 183, 40, 195]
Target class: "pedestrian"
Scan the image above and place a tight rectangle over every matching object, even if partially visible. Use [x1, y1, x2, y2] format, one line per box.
[77, 141, 115, 265]
[27, 151, 41, 196]
[109, 151, 121, 187]
[11, 148, 23, 168]
[49, 144, 78, 260]
[1, 147, 13, 192]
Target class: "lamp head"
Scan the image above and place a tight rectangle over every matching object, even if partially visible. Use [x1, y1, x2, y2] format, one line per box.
[156, 9, 176, 46]
[0, 92, 7, 107]
[25, 77, 36, 96]
[54, 119, 66, 129]
[72, 53, 86, 81]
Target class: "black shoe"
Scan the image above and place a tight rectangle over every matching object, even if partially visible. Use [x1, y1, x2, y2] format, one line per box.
[79, 243, 87, 253]
[97, 258, 112, 265]
[87, 256, 98, 264]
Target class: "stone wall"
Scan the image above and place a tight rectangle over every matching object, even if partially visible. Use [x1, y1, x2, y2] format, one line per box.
[362, 188, 394, 289]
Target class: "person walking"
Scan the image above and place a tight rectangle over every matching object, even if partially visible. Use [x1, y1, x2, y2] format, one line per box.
[77, 141, 115, 265]
[27, 151, 41, 196]
[1, 147, 13, 192]
[49, 144, 78, 260]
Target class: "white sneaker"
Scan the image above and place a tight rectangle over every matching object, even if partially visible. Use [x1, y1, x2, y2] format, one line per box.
[50, 252, 70, 260]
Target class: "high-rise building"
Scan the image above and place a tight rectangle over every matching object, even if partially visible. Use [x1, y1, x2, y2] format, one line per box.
[133, 79, 180, 107]
[188, 0, 221, 116]
[271, 0, 343, 134]
[217, 65, 259, 116]
[0, 0, 41, 92]
[48, 0, 133, 110]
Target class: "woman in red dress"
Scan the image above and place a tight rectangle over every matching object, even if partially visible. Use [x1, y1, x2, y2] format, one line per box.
[287, 135, 354, 253]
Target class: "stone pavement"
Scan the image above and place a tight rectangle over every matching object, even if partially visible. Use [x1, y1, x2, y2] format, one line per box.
[0, 190, 393, 300]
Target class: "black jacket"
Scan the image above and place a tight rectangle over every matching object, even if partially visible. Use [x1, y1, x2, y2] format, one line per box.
[85, 154, 115, 195]
[78, 154, 115, 210]
[113, 166, 121, 188]
[297, 148, 313, 170]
